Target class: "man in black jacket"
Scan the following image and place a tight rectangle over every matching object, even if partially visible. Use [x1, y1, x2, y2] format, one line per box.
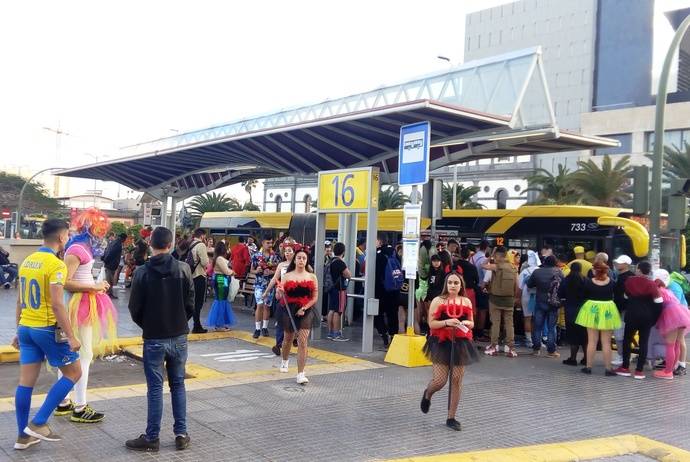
[612, 255, 634, 365]
[126, 226, 194, 453]
[102, 233, 127, 299]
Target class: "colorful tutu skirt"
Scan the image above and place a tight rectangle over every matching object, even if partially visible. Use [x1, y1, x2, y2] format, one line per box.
[207, 274, 236, 328]
[656, 302, 690, 336]
[575, 299, 621, 331]
[423, 336, 479, 366]
[68, 291, 119, 357]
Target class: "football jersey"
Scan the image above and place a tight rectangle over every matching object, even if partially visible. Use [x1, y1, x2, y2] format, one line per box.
[18, 247, 67, 328]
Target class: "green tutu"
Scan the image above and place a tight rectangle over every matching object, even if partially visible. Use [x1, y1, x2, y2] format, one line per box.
[575, 299, 621, 331]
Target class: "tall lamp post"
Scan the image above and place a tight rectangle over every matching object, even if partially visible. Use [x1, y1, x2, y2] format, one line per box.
[16, 168, 61, 238]
[650, 14, 690, 269]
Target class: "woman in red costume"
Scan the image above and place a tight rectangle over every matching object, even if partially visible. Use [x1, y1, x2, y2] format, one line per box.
[278, 249, 318, 385]
[420, 272, 479, 431]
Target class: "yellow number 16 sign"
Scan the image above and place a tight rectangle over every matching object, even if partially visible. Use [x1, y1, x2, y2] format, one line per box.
[318, 167, 379, 212]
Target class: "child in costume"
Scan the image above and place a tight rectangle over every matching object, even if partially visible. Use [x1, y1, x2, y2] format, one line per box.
[56, 208, 118, 422]
[206, 241, 236, 331]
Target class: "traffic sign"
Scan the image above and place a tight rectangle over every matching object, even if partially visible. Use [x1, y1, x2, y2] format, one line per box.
[398, 121, 430, 186]
[317, 167, 379, 213]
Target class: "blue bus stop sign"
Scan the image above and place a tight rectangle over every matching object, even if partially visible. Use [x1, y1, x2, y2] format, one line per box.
[398, 121, 430, 186]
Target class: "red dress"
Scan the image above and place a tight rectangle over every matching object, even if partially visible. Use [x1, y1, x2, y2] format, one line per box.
[281, 279, 317, 332]
[423, 299, 479, 366]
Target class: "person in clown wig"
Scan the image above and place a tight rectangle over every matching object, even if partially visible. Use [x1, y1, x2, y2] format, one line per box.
[55, 208, 118, 423]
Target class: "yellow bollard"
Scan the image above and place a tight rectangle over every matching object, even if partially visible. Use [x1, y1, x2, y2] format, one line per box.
[384, 328, 432, 367]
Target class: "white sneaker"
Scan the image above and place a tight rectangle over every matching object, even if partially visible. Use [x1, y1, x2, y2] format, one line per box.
[504, 345, 511, 354]
[279, 360, 289, 373]
[296, 372, 309, 384]
[612, 354, 623, 366]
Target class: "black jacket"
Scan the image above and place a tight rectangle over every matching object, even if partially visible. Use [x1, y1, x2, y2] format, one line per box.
[614, 270, 634, 313]
[102, 239, 124, 271]
[527, 266, 562, 303]
[128, 253, 195, 340]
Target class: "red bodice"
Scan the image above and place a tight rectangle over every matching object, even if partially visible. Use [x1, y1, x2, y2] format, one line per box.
[283, 279, 317, 307]
[430, 300, 473, 342]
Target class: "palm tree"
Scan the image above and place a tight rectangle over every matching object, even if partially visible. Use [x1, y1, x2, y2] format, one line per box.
[523, 164, 580, 205]
[187, 192, 241, 217]
[378, 185, 409, 210]
[569, 155, 632, 207]
[660, 143, 690, 181]
[241, 180, 259, 204]
[441, 183, 483, 209]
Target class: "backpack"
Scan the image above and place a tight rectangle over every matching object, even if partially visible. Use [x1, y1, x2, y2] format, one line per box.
[384, 255, 404, 292]
[547, 272, 562, 308]
[323, 258, 336, 292]
[185, 241, 202, 273]
[489, 262, 517, 297]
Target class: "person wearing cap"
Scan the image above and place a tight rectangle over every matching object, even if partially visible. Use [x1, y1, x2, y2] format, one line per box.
[613, 261, 663, 379]
[612, 255, 634, 366]
[568, 246, 593, 277]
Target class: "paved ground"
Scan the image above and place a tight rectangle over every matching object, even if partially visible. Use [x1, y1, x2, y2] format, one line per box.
[1, 285, 690, 461]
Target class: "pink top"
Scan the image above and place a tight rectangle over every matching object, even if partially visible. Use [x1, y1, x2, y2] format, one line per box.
[65, 244, 95, 286]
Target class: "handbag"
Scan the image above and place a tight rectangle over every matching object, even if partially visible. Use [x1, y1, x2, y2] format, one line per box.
[228, 276, 240, 301]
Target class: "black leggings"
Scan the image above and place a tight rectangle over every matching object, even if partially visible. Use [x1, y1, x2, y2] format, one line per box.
[622, 317, 653, 372]
[193, 276, 207, 329]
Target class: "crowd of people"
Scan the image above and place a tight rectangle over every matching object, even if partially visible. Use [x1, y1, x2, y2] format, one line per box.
[8, 208, 690, 450]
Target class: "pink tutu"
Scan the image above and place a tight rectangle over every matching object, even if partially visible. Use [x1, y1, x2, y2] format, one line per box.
[656, 288, 690, 336]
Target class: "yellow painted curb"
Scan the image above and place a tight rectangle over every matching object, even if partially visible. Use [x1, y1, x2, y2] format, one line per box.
[384, 334, 431, 368]
[385, 434, 690, 462]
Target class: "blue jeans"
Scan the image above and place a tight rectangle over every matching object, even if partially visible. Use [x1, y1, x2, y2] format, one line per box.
[143, 335, 188, 440]
[0, 265, 17, 285]
[532, 301, 558, 353]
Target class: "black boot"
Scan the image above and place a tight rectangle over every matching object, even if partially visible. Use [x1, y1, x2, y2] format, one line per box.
[420, 390, 430, 414]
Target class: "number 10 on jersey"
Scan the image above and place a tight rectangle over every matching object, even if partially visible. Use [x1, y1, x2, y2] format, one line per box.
[318, 167, 379, 212]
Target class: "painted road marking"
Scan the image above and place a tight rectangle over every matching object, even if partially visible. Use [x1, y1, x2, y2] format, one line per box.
[200, 349, 276, 362]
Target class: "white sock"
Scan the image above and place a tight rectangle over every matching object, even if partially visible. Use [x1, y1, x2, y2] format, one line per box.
[680, 362, 687, 368]
[255, 322, 261, 330]
[262, 320, 269, 329]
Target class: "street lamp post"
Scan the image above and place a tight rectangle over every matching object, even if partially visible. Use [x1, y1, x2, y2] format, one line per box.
[650, 14, 690, 269]
[16, 168, 61, 238]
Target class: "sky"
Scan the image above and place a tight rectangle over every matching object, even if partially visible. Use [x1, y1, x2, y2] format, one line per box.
[0, 0, 510, 204]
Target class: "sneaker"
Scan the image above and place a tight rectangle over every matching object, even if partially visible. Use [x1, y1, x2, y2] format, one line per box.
[125, 434, 160, 452]
[562, 358, 578, 366]
[252, 329, 261, 339]
[261, 328, 269, 337]
[546, 351, 561, 358]
[484, 345, 498, 356]
[54, 400, 74, 416]
[279, 360, 289, 373]
[296, 372, 309, 384]
[503, 345, 511, 354]
[581, 367, 592, 375]
[271, 345, 281, 356]
[445, 418, 462, 431]
[605, 369, 617, 377]
[24, 423, 61, 442]
[674, 365, 687, 376]
[633, 371, 646, 380]
[420, 389, 430, 414]
[653, 370, 673, 380]
[3, 282, 11, 290]
[70, 404, 104, 423]
[191, 327, 208, 334]
[505, 348, 518, 358]
[175, 434, 190, 450]
[326, 332, 335, 340]
[613, 367, 631, 377]
[14, 435, 40, 450]
[333, 334, 350, 342]
[611, 354, 623, 366]
[654, 360, 666, 370]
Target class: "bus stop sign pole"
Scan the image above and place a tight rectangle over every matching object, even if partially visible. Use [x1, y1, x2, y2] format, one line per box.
[384, 122, 432, 367]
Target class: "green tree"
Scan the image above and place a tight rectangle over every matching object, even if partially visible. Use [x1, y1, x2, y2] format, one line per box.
[187, 192, 241, 218]
[523, 165, 580, 205]
[241, 180, 259, 205]
[441, 183, 484, 209]
[110, 221, 127, 236]
[242, 201, 261, 211]
[569, 155, 633, 207]
[378, 185, 409, 211]
[0, 171, 59, 215]
[659, 143, 690, 181]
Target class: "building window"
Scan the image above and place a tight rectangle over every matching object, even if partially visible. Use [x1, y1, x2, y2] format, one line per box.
[304, 194, 312, 213]
[595, 133, 632, 156]
[647, 129, 690, 153]
[496, 189, 509, 209]
[275, 196, 283, 212]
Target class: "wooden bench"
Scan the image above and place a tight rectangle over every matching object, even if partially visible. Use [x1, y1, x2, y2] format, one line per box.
[238, 273, 257, 310]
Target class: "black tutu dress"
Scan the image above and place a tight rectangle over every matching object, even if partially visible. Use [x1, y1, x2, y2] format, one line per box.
[280, 279, 317, 332]
[423, 299, 479, 366]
